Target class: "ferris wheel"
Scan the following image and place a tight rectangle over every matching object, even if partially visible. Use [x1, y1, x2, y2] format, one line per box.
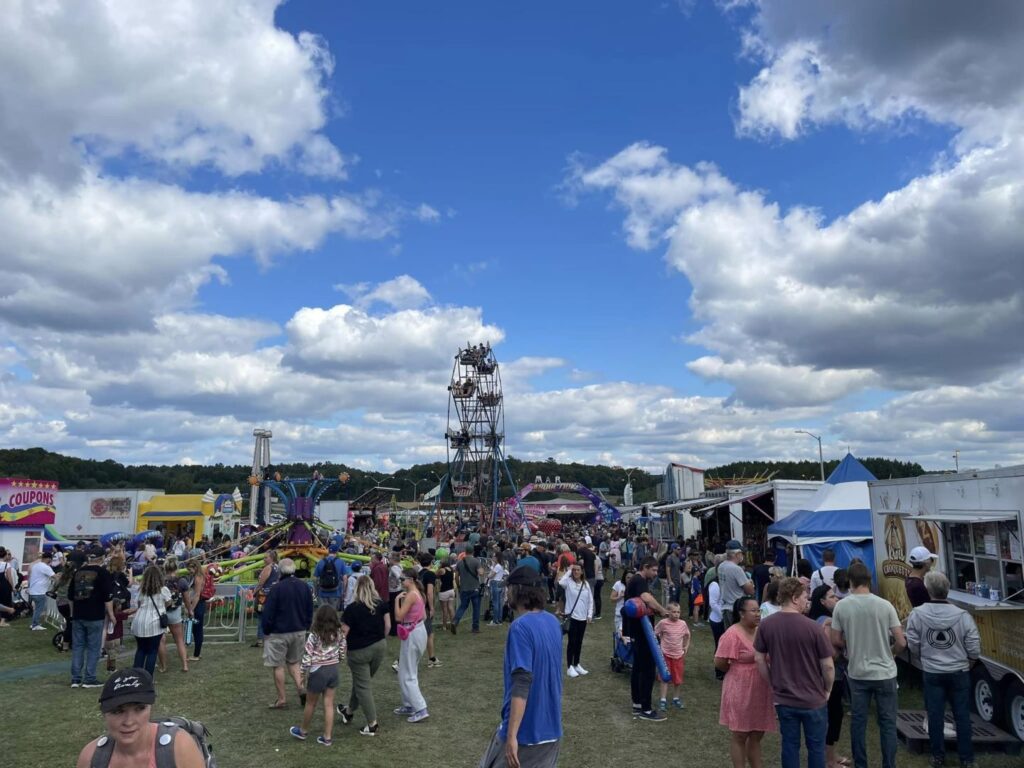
[444, 342, 518, 526]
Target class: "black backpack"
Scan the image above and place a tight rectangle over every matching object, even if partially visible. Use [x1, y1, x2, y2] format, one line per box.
[91, 717, 216, 768]
[319, 557, 340, 591]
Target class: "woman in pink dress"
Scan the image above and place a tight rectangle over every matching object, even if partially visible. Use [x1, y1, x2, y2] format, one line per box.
[715, 595, 776, 768]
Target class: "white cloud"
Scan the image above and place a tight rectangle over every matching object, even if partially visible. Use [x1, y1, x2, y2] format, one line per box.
[285, 301, 504, 375]
[732, 1, 1024, 144]
[572, 138, 1024, 398]
[337, 275, 433, 310]
[0, 0, 346, 182]
[0, 173, 391, 332]
[414, 204, 441, 222]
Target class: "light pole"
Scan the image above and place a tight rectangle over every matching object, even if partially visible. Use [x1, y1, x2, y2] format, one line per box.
[406, 478, 424, 502]
[795, 430, 825, 482]
[953, 450, 960, 472]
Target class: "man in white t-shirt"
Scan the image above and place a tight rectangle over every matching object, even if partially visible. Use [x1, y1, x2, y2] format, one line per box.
[809, 548, 839, 592]
[487, 560, 507, 625]
[28, 552, 56, 630]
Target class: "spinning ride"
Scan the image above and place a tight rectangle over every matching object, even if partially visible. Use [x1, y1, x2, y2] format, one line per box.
[441, 342, 522, 530]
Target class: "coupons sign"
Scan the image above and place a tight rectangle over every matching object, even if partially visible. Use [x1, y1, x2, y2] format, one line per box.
[0, 478, 58, 526]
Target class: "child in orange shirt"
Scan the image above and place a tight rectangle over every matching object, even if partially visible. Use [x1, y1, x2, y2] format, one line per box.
[654, 602, 690, 710]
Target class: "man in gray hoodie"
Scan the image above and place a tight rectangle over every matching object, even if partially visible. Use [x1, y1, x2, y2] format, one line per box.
[905, 571, 981, 768]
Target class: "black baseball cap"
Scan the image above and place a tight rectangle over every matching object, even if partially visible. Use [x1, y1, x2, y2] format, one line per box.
[506, 565, 542, 587]
[98, 668, 156, 713]
[87, 545, 106, 559]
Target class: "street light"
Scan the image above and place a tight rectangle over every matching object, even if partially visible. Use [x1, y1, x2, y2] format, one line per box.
[794, 430, 825, 482]
[406, 478, 425, 502]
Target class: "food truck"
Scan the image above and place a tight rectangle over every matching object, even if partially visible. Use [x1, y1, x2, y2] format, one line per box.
[870, 466, 1024, 741]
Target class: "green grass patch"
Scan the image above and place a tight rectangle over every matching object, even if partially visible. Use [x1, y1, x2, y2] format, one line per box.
[0, 593, 1013, 767]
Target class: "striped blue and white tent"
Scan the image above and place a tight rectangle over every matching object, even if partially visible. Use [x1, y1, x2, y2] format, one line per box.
[767, 453, 877, 576]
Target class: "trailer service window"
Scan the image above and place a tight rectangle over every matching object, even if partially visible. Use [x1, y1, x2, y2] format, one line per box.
[947, 520, 1024, 601]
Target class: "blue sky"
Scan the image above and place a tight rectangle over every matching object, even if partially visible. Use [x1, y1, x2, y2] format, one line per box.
[1, 1, 1022, 473]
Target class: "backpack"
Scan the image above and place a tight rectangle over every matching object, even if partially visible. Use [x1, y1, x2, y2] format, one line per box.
[90, 717, 216, 768]
[319, 557, 340, 591]
[111, 572, 132, 607]
[200, 567, 217, 600]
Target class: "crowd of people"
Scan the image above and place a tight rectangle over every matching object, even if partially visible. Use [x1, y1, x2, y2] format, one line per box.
[4, 520, 982, 768]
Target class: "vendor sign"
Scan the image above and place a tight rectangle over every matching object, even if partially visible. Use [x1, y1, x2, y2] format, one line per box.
[0, 478, 58, 526]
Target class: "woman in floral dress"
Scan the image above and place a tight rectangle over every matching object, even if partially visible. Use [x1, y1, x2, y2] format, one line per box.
[715, 595, 776, 768]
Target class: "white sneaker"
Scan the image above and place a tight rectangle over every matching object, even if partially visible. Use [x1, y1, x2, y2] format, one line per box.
[574, 664, 589, 675]
[567, 666, 579, 678]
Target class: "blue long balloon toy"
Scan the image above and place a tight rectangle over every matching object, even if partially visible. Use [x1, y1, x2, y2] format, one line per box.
[624, 598, 671, 682]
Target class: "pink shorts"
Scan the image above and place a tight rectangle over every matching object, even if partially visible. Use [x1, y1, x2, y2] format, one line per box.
[665, 655, 685, 685]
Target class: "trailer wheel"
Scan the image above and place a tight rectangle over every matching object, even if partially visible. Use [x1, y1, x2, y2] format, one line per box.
[1004, 679, 1024, 742]
[971, 666, 1001, 725]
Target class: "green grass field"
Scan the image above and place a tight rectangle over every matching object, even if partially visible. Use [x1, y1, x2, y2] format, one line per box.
[1, 593, 1014, 768]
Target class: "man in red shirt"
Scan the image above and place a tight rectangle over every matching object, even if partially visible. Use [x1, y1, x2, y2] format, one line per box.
[754, 577, 835, 768]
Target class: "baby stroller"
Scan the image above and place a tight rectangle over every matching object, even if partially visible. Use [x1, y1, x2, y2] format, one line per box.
[610, 628, 634, 673]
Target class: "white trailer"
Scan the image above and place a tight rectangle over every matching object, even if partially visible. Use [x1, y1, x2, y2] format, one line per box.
[317, 500, 351, 532]
[870, 466, 1024, 741]
[56, 489, 163, 538]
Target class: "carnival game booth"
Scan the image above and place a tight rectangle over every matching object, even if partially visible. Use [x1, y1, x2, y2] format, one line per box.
[767, 453, 877, 576]
[0, 478, 60, 569]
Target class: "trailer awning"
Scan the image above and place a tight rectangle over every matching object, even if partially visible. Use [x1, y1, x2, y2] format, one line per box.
[885, 509, 1019, 524]
[651, 498, 719, 513]
[690, 489, 772, 519]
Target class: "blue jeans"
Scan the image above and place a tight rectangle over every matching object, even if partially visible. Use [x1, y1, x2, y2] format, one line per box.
[776, 704, 828, 768]
[923, 670, 973, 765]
[133, 634, 162, 675]
[71, 619, 105, 684]
[848, 676, 898, 768]
[489, 582, 505, 623]
[30, 594, 48, 626]
[453, 590, 480, 630]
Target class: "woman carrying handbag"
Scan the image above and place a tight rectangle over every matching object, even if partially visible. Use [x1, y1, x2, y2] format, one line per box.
[558, 564, 594, 678]
[131, 564, 171, 675]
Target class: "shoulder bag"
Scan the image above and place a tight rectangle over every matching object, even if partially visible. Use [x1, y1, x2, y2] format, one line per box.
[152, 594, 169, 629]
[561, 582, 584, 635]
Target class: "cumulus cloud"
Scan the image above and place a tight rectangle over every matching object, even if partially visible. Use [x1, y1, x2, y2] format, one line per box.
[732, 1, 1024, 143]
[284, 302, 504, 375]
[572, 137, 1024, 398]
[0, 173, 392, 332]
[0, 0, 346, 182]
[337, 275, 433, 310]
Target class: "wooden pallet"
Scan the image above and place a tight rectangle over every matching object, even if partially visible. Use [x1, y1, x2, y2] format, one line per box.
[896, 710, 1021, 756]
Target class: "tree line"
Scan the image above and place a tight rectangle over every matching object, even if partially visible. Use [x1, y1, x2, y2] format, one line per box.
[1, 448, 924, 505]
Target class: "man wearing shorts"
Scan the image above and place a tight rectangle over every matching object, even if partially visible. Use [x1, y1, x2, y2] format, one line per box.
[262, 558, 314, 709]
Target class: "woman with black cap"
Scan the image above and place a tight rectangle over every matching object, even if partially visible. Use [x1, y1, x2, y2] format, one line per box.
[76, 668, 204, 767]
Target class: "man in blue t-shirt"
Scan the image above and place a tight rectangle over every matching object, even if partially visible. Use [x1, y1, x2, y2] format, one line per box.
[478, 565, 563, 768]
[313, 545, 350, 610]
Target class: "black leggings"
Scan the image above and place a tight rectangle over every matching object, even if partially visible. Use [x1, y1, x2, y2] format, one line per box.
[593, 580, 603, 618]
[566, 618, 587, 667]
[192, 599, 207, 657]
[827, 675, 846, 745]
[58, 603, 73, 646]
[630, 632, 656, 711]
